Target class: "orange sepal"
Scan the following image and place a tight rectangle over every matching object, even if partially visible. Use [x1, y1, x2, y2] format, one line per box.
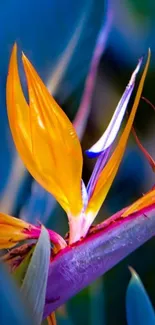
[122, 188, 155, 217]
[0, 213, 30, 249]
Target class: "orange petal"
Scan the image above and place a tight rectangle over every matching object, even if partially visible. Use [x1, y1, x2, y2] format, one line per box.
[86, 49, 150, 218]
[6, 44, 83, 216]
[47, 313, 57, 325]
[0, 213, 30, 249]
[122, 188, 155, 217]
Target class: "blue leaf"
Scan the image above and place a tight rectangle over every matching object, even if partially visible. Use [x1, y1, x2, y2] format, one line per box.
[21, 226, 51, 324]
[126, 267, 155, 325]
[0, 262, 33, 324]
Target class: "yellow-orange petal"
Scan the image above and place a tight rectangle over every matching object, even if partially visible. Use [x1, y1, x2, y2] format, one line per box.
[86, 49, 150, 218]
[6, 44, 83, 216]
[0, 213, 30, 249]
[122, 188, 155, 217]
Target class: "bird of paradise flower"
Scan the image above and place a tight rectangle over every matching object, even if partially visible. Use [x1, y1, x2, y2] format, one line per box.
[0, 44, 154, 321]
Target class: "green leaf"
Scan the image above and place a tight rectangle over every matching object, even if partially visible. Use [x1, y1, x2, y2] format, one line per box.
[21, 226, 51, 325]
[13, 246, 35, 285]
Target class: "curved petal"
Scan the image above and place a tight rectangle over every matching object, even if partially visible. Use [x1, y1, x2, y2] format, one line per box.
[85, 50, 150, 223]
[86, 57, 143, 157]
[0, 213, 30, 249]
[122, 188, 155, 217]
[6, 44, 83, 216]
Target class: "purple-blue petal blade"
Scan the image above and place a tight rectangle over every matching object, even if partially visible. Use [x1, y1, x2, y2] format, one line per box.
[87, 147, 110, 199]
[86, 57, 143, 158]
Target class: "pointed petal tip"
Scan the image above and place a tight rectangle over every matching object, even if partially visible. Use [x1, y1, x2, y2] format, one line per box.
[21, 52, 33, 75]
[85, 149, 101, 158]
[8, 43, 17, 69]
[128, 266, 138, 279]
[86, 56, 143, 158]
[128, 266, 143, 284]
[21, 51, 26, 59]
[85, 48, 150, 220]
[22, 51, 30, 64]
[12, 42, 17, 52]
[9, 43, 18, 66]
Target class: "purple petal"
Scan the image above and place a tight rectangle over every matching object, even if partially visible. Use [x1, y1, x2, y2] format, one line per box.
[87, 147, 110, 199]
[43, 208, 155, 318]
[74, 4, 112, 139]
[86, 57, 143, 158]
